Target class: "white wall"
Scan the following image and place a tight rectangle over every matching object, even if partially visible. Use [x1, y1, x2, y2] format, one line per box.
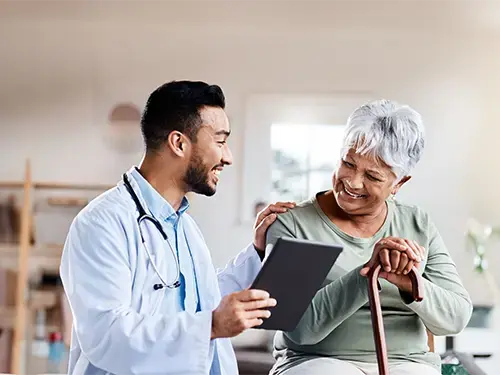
[1, 1, 500, 306]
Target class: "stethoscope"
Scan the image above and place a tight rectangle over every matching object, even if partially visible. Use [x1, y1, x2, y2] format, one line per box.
[123, 173, 181, 290]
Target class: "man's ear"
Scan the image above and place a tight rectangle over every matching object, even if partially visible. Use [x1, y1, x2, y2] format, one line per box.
[392, 175, 411, 195]
[167, 131, 189, 157]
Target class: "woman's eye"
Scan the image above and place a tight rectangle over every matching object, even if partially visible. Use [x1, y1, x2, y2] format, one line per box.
[367, 174, 381, 182]
[343, 160, 354, 168]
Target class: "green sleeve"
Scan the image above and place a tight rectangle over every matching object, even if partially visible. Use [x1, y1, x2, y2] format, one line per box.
[403, 219, 473, 335]
[265, 212, 371, 346]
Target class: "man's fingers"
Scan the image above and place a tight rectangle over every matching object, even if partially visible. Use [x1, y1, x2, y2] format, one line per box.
[260, 213, 277, 227]
[242, 298, 277, 311]
[255, 207, 274, 226]
[255, 214, 277, 237]
[245, 308, 272, 320]
[246, 318, 264, 329]
[275, 201, 296, 209]
[238, 289, 270, 302]
[255, 205, 278, 225]
[269, 201, 296, 209]
[255, 202, 295, 225]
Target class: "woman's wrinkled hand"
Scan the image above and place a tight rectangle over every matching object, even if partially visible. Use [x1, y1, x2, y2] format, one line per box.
[360, 237, 425, 293]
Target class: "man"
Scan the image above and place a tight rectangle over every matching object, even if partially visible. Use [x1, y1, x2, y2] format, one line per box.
[59, 80, 295, 375]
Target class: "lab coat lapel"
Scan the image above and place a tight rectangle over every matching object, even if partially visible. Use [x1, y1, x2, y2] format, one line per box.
[182, 218, 238, 375]
[182, 217, 221, 310]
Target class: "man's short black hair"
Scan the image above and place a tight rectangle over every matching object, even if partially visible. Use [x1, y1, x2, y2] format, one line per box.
[141, 80, 225, 151]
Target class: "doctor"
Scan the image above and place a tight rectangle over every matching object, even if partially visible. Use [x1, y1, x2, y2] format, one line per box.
[59, 80, 295, 375]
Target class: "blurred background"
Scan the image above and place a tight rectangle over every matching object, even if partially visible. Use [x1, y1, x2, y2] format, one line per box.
[0, 0, 499, 374]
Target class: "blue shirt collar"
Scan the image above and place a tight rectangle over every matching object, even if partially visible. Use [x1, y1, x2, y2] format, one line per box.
[129, 167, 190, 223]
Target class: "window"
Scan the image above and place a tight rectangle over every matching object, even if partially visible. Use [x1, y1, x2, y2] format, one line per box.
[240, 93, 373, 222]
[271, 123, 346, 203]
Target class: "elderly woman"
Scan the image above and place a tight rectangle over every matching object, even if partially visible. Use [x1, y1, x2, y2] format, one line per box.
[265, 99, 472, 375]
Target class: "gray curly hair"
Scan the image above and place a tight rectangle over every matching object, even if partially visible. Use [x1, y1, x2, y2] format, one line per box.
[341, 99, 425, 181]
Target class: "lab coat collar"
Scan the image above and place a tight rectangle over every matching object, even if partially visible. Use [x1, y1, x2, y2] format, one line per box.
[125, 167, 190, 224]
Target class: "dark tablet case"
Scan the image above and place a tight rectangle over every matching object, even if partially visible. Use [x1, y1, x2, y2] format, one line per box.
[250, 237, 343, 331]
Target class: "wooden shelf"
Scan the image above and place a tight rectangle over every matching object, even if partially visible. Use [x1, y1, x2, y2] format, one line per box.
[34, 182, 113, 191]
[0, 290, 57, 330]
[0, 244, 62, 273]
[29, 290, 58, 311]
[0, 181, 113, 191]
[0, 182, 24, 189]
[0, 159, 115, 373]
[47, 196, 88, 207]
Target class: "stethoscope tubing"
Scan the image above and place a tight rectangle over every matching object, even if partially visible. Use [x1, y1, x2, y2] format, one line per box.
[123, 173, 181, 290]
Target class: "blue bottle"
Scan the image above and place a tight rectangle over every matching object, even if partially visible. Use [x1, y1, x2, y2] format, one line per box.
[47, 331, 65, 373]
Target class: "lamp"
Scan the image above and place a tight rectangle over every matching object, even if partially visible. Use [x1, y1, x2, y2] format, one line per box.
[105, 103, 143, 153]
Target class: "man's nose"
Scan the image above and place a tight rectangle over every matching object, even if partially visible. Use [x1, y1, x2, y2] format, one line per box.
[222, 144, 233, 166]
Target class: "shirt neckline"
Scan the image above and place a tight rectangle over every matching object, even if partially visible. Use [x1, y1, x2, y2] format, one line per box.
[311, 192, 394, 244]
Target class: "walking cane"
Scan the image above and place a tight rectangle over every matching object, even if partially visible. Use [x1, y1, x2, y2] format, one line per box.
[367, 264, 424, 375]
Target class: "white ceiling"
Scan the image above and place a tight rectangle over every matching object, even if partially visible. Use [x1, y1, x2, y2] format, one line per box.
[0, 0, 500, 35]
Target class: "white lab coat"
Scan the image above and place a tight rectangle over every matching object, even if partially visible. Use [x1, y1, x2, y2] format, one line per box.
[60, 170, 262, 375]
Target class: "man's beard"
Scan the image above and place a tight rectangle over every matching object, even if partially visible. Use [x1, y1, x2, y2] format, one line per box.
[183, 150, 216, 196]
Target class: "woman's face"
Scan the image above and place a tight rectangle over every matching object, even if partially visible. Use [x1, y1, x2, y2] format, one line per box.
[332, 148, 409, 215]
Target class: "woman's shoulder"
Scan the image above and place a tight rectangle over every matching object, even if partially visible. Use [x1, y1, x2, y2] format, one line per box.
[389, 198, 433, 232]
[272, 196, 321, 228]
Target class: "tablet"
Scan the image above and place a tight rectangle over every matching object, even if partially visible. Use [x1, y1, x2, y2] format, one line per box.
[250, 237, 343, 331]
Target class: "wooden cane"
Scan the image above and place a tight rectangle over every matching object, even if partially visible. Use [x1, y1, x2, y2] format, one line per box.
[367, 264, 424, 375]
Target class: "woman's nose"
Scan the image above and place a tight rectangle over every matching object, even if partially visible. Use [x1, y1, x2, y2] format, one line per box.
[346, 177, 364, 190]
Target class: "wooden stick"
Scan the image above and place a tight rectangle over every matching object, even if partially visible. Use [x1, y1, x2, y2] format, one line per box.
[10, 159, 32, 374]
[367, 264, 424, 375]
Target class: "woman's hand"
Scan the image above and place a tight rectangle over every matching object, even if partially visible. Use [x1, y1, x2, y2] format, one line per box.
[360, 237, 426, 293]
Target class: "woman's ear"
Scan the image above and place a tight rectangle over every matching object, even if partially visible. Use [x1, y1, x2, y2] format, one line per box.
[392, 175, 412, 195]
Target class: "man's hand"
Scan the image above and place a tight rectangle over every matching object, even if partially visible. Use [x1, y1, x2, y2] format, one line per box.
[360, 237, 426, 293]
[211, 289, 277, 339]
[253, 201, 295, 252]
